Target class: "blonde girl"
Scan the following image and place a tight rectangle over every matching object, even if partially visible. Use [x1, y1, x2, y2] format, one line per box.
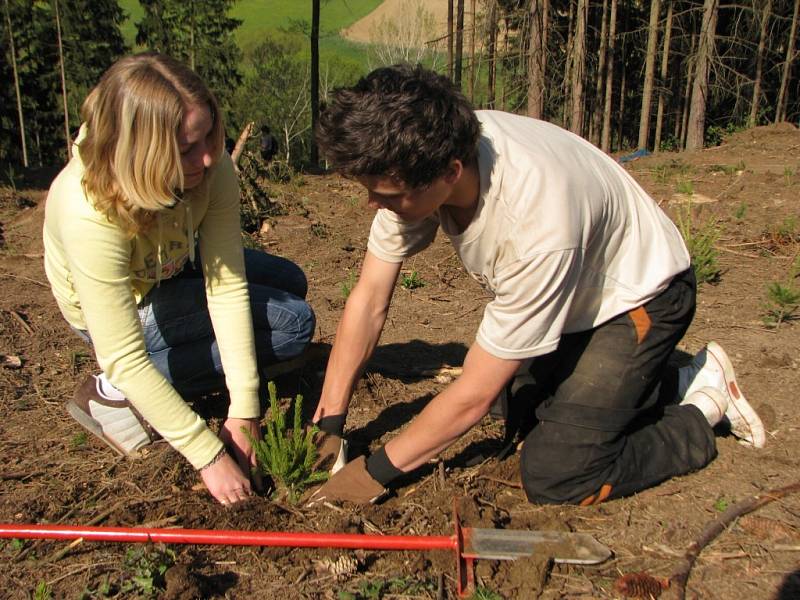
[44, 53, 314, 506]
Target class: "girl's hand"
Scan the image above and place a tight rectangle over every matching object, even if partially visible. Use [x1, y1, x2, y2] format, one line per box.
[220, 417, 264, 492]
[200, 452, 252, 505]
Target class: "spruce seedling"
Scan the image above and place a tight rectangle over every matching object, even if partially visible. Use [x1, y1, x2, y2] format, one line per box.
[340, 270, 357, 299]
[676, 204, 721, 284]
[763, 281, 800, 328]
[248, 382, 328, 503]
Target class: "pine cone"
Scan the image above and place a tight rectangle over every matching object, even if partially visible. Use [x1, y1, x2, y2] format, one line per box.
[313, 555, 359, 581]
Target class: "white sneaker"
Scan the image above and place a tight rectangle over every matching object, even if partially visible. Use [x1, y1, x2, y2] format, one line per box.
[68, 375, 160, 457]
[678, 342, 765, 448]
[681, 386, 727, 425]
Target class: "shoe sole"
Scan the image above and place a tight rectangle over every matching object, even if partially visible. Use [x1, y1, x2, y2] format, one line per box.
[706, 342, 766, 448]
[67, 400, 135, 458]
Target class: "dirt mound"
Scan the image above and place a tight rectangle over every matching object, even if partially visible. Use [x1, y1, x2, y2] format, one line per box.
[719, 121, 800, 154]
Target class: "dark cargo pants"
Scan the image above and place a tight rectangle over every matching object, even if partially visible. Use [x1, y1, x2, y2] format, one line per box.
[518, 269, 718, 505]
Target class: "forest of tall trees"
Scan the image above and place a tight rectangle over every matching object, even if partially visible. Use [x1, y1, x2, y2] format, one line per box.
[1, 0, 798, 170]
[444, 0, 799, 151]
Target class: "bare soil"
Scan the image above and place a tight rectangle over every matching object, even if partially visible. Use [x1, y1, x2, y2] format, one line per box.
[341, 0, 472, 45]
[1, 124, 799, 599]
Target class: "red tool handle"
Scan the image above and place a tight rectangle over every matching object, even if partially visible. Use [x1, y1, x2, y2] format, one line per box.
[0, 523, 457, 552]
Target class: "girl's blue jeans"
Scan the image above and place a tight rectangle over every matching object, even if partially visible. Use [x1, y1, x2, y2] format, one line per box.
[78, 249, 315, 399]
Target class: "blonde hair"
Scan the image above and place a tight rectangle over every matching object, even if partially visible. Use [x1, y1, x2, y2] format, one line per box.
[79, 53, 224, 235]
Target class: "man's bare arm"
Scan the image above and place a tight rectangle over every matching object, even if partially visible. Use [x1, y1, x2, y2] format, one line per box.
[313, 251, 402, 421]
[384, 343, 522, 472]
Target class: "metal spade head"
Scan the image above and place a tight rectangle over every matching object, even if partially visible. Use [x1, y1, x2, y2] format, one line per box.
[462, 527, 613, 564]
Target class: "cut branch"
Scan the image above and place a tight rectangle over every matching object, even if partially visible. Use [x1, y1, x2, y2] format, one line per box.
[667, 481, 800, 600]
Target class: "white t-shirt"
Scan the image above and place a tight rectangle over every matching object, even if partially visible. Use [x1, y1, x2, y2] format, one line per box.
[367, 111, 690, 360]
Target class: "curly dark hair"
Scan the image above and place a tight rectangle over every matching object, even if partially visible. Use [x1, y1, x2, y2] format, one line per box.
[316, 64, 481, 188]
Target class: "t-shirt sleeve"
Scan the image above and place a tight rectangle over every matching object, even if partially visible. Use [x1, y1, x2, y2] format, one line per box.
[198, 153, 261, 420]
[366, 209, 439, 263]
[60, 210, 223, 470]
[476, 249, 583, 360]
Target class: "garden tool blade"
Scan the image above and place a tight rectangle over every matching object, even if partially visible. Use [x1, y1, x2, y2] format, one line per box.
[462, 527, 611, 564]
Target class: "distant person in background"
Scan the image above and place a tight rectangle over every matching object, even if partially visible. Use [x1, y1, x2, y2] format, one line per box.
[260, 125, 278, 164]
[43, 53, 315, 506]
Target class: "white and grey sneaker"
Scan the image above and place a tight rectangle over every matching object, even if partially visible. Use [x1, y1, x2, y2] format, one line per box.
[67, 375, 160, 457]
[678, 342, 765, 448]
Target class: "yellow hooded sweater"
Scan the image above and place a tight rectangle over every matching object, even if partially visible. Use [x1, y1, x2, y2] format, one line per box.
[43, 136, 260, 469]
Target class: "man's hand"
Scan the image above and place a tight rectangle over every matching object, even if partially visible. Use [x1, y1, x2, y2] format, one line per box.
[313, 431, 348, 474]
[306, 456, 387, 506]
[220, 417, 264, 492]
[200, 452, 253, 506]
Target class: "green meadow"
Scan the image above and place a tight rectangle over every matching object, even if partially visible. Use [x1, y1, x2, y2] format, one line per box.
[117, 0, 381, 56]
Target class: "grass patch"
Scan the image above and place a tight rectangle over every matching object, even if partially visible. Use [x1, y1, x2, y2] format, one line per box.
[400, 270, 426, 290]
[653, 159, 692, 184]
[338, 577, 437, 599]
[118, 0, 381, 51]
[675, 179, 694, 195]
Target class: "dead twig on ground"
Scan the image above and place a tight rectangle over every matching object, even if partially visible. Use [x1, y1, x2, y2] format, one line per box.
[367, 362, 463, 380]
[7, 309, 33, 334]
[476, 475, 523, 489]
[666, 480, 800, 600]
[0, 469, 44, 481]
[0, 271, 49, 288]
[39, 494, 172, 564]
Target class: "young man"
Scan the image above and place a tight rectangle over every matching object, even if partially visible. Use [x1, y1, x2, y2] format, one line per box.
[308, 64, 765, 506]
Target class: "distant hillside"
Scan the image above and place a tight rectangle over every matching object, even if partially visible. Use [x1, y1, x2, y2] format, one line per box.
[117, 0, 382, 52]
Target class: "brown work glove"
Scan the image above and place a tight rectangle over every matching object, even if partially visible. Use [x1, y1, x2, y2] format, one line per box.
[313, 431, 348, 474]
[306, 455, 388, 506]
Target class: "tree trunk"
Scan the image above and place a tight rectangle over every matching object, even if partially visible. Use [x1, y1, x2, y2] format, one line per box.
[601, 0, 618, 152]
[677, 33, 697, 144]
[310, 0, 320, 167]
[455, 0, 465, 89]
[638, 0, 661, 150]
[749, 0, 771, 127]
[527, 0, 549, 118]
[3, 0, 27, 167]
[685, 0, 719, 150]
[775, 0, 798, 123]
[569, 0, 587, 134]
[501, 15, 510, 109]
[487, 0, 498, 108]
[563, 0, 575, 128]
[469, 0, 476, 100]
[189, 0, 195, 71]
[448, 0, 454, 80]
[590, 0, 609, 144]
[54, 0, 72, 160]
[617, 1, 628, 148]
[654, 0, 673, 151]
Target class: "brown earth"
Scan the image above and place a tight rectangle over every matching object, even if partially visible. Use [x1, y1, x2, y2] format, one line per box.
[341, 0, 474, 45]
[1, 124, 799, 599]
